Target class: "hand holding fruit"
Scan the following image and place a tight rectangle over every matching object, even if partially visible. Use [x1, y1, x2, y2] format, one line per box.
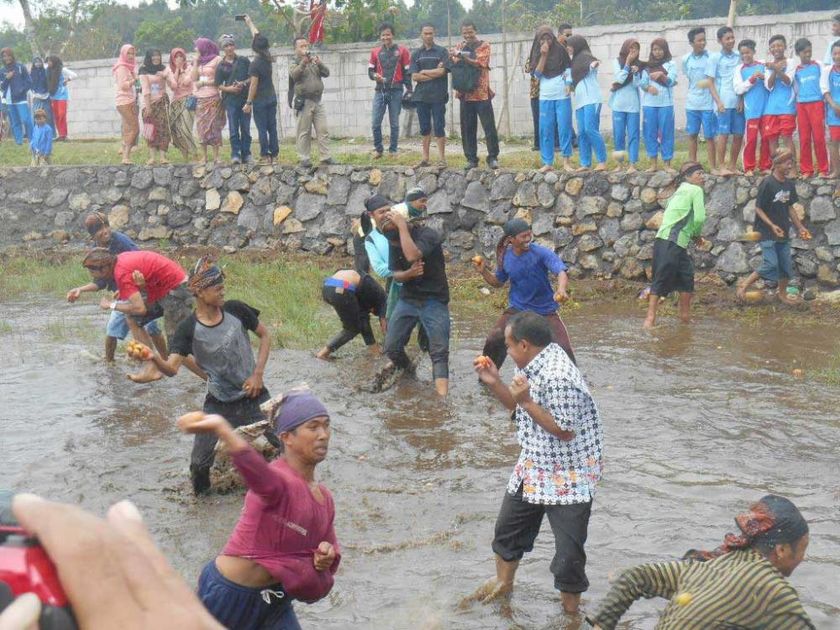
[554, 289, 570, 304]
[473, 355, 500, 384]
[799, 228, 812, 241]
[471, 255, 484, 269]
[126, 340, 153, 361]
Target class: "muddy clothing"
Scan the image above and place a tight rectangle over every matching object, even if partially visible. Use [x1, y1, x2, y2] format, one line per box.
[496, 243, 567, 315]
[322, 275, 387, 352]
[388, 225, 450, 304]
[755, 175, 797, 242]
[591, 548, 815, 629]
[655, 182, 705, 249]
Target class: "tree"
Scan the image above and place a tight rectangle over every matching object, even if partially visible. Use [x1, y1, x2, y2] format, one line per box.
[135, 15, 196, 52]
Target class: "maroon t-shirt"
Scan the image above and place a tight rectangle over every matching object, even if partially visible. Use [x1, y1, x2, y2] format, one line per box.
[114, 250, 187, 303]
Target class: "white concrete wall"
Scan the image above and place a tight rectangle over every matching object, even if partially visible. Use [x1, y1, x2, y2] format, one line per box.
[49, 10, 837, 140]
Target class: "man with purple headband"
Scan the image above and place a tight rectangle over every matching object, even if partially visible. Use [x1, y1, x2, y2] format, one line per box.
[143, 256, 272, 495]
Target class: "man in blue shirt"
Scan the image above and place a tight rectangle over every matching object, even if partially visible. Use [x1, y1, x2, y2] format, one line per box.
[682, 27, 717, 170]
[706, 26, 744, 175]
[474, 218, 575, 368]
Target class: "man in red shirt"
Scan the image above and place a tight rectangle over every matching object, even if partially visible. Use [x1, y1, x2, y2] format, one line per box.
[81, 248, 194, 382]
[368, 22, 412, 158]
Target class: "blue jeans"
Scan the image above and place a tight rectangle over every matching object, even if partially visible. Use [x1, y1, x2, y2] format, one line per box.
[105, 309, 161, 339]
[643, 105, 675, 160]
[372, 87, 403, 153]
[252, 98, 278, 157]
[226, 102, 252, 161]
[758, 240, 793, 282]
[575, 103, 607, 167]
[8, 102, 33, 145]
[612, 110, 640, 164]
[539, 99, 573, 165]
[384, 298, 450, 380]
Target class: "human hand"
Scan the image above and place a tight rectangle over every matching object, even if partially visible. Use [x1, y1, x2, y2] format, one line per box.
[384, 209, 407, 229]
[313, 541, 336, 572]
[374, 73, 384, 83]
[242, 103, 252, 114]
[405, 259, 425, 279]
[627, 49, 638, 64]
[242, 372, 264, 398]
[509, 374, 532, 405]
[716, 101, 725, 113]
[799, 228, 812, 240]
[771, 224, 785, 238]
[648, 70, 664, 82]
[132, 270, 146, 289]
[5, 71, 13, 80]
[473, 355, 500, 384]
[554, 289, 569, 303]
[99, 296, 114, 310]
[590, 60, 599, 69]
[646, 85, 659, 95]
[630, 65, 639, 74]
[66, 287, 82, 303]
[4, 494, 223, 629]
[176, 411, 230, 435]
[753, 71, 765, 81]
[540, 41, 550, 55]
[471, 255, 484, 270]
[736, 100, 744, 113]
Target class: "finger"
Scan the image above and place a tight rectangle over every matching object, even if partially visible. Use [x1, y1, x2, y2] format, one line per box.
[0, 593, 41, 630]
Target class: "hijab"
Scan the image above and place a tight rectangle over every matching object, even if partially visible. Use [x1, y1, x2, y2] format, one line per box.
[195, 38, 219, 66]
[46, 55, 63, 95]
[567, 35, 597, 88]
[139, 49, 165, 75]
[645, 38, 672, 85]
[611, 38, 643, 91]
[528, 25, 570, 80]
[1, 47, 16, 68]
[169, 47, 187, 74]
[112, 44, 136, 76]
[31, 57, 48, 94]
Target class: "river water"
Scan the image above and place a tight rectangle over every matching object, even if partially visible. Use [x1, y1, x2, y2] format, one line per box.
[2, 298, 839, 629]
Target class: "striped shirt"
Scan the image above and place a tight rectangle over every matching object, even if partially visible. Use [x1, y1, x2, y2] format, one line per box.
[591, 548, 815, 629]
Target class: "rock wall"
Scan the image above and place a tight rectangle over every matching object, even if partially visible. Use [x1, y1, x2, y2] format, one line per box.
[1, 164, 840, 287]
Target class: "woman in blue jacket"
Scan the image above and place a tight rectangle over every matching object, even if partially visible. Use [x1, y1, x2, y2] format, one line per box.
[1, 47, 33, 145]
[639, 38, 678, 172]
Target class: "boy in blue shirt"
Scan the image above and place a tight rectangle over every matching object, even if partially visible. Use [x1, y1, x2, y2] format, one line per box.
[682, 27, 716, 170]
[822, 40, 840, 178]
[733, 39, 770, 175]
[793, 38, 828, 178]
[763, 34, 797, 159]
[706, 26, 744, 175]
[29, 108, 53, 165]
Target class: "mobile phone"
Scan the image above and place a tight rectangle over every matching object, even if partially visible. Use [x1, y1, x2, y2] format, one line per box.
[234, 14, 246, 20]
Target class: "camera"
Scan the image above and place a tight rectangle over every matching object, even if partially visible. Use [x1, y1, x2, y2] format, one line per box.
[234, 14, 246, 21]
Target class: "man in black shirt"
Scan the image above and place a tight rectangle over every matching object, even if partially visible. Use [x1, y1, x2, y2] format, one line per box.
[410, 23, 450, 166]
[736, 149, 811, 304]
[241, 15, 278, 163]
[366, 193, 451, 396]
[316, 269, 387, 360]
[215, 34, 251, 164]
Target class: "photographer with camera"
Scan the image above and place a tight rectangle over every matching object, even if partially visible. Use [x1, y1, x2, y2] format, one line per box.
[289, 36, 332, 167]
[450, 20, 499, 170]
[368, 23, 412, 158]
[215, 34, 252, 165]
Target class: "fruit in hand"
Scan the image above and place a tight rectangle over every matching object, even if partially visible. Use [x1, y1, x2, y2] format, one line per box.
[475, 355, 492, 369]
[472, 255, 484, 266]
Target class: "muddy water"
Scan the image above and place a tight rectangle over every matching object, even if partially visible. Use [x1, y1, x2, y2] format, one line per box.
[2, 298, 839, 629]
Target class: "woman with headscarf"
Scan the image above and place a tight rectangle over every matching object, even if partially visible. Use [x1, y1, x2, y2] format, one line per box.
[639, 37, 678, 172]
[589, 494, 814, 629]
[47, 55, 76, 141]
[241, 15, 278, 164]
[112, 44, 139, 164]
[164, 47, 197, 161]
[566, 34, 607, 171]
[30, 57, 54, 131]
[609, 38, 643, 172]
[191, 37, 225, 165]
[1, 47, 33, 145]
[529, 26, 574, 172]
[139, 49, 171, 164]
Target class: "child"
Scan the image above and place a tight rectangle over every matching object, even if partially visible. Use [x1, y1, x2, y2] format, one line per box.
[567, 35, 607, 171]
[639, 38, 677, 172]
[822, 41, 840, 178]
[682, 27, 716, 170]
[793, 38, 828, 178]
[643, 162, 707, 329]
[530, 26, 573, 172]
[736, 149, 811, 305]
[609, 38, 642, 172]
[763, 35, 797, 158]
[706, 26, 744, 175]
[733, 39, 770, 175]
[30, 108, 53, 165]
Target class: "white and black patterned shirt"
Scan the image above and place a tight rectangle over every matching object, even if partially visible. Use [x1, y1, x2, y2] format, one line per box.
[507, 343, 603, 505]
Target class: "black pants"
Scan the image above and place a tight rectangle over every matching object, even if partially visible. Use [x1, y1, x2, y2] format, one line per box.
[460, 98, 500, 163]
[191, 389, 270, 495]
[323, 285, 375, 352]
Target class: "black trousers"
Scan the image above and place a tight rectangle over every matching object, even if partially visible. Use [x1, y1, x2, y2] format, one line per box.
[460, 98, 500, 162]
[323, 285, 375, 352]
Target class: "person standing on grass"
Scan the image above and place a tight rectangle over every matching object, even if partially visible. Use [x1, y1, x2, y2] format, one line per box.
[639, 38, 678, 173]
[29, 108, 53, 165]
[112, 44, 139, 165]
[410, 23, 450, 167]
[822, 41, 840, 178]
[452, 20, 499, 170]
[763, 35, 797, 161]
[141, 256, 272, 495]
[46, 55, 75, 141]
[242, 15, 279, 165]
[29, 57, 54, 131]
[733, 39, 771, 176]
[178, 390, 340, 628]
[643, 162, 707, 329]
[793, 38, 829, 178]
[531, 25, 573, 173]
[1, 47, 32, 145]
[707, 26, 744, 175]
[736, 149, 812, 305]
[192, 37, 224, 165]
[139, 49, 171, 165]
[682, 27, 717, 170]
[567, 35, 607, 172]
[368, 22, 412, 159]
[473, 218, 575, 368]
[289, 35, 332, 168]
[165, 47, 198, 162]
[824, 13, 840, 67]
[609, 38, 642, 172]
[66, 212, 167, 363]
[215, 34, 252, 166]
[468, 311, 602, 615]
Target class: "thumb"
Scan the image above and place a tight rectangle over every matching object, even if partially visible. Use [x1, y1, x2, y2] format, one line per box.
[0, 593, 41, 630]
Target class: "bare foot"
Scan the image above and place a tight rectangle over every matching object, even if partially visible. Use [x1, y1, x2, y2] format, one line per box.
[711, 168, 723, 176]
[315, 347, 332, 360]
[627, 164, 637, 173]
[160, 158, 171, 165]
[827, 171, 840, 180]
[128, 365, 163, 383]
[539, 165, 554, 173]
[458, 578, 513, 609]
[563, 163, 575, 172]
[146, 158, 156, 166]
[593, 163, 607, 171]
[642, 317, 655, 330]
[121, 159, 132, 165]
[735, 284, 747, 302]
[645, 165, 657, 173]
[743, 170, 754, 177]
[778, 292, 799, 305]
[575, 166, 590, 173]
[664, 166, 677, 174]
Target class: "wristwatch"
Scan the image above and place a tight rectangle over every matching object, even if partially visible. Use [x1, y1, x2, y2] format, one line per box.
[110, 301, 117, 310]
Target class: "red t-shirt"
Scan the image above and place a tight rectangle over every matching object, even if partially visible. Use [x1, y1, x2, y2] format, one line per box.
[114, 250, 187, 303]
[368, 44, 411, 84]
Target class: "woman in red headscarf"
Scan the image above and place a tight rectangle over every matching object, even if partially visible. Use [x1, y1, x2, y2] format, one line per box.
[112, 44, 139, 165]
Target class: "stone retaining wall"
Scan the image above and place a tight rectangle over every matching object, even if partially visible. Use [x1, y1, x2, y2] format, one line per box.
[1, 164, 839, 287]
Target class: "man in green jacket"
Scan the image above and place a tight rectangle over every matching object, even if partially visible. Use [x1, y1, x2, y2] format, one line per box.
[643, 161, 707, 328]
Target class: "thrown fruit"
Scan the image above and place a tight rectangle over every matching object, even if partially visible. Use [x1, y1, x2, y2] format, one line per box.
[471, 255, 484, 265]
[674, 592, 693, 606]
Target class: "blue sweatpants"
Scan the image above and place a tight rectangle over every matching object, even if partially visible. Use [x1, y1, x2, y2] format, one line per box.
[643, 105, 675, 161]
[575, 103, 606, 167]
[611, 110, 640, 164]
[8, 102, 33, 145]
[539, 98, 573, 165]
